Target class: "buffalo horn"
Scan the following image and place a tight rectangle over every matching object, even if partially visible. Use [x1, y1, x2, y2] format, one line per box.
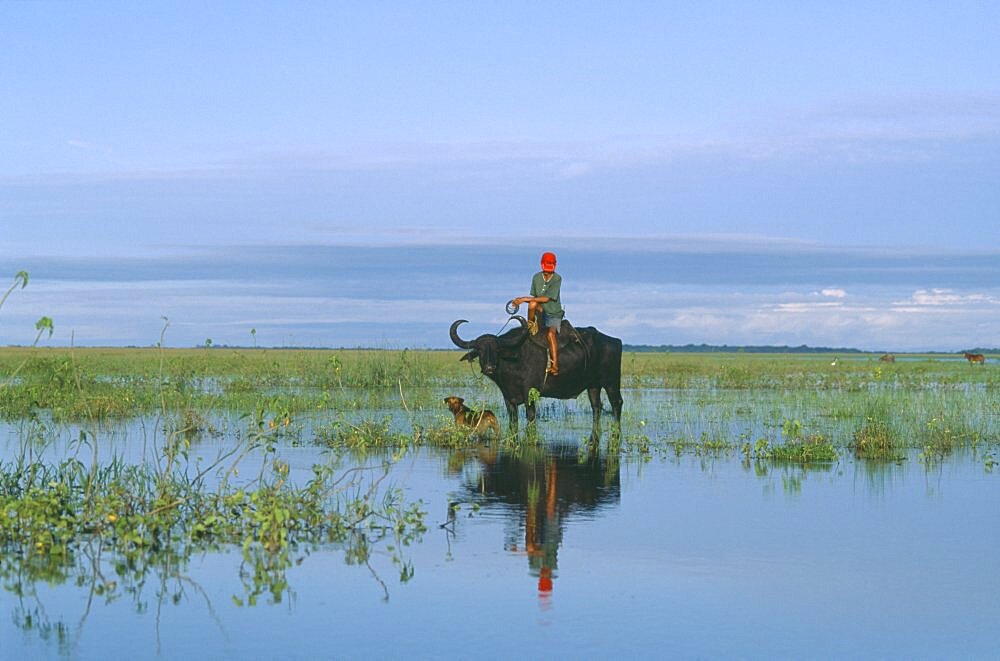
[449, 319, 475, 349]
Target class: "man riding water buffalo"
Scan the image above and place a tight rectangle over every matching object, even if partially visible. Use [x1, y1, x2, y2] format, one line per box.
[511, 251, 563, 376]
[450, 251, 623, 434]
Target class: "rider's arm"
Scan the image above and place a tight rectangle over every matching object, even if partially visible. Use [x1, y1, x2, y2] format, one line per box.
[513, 295, 550, 305]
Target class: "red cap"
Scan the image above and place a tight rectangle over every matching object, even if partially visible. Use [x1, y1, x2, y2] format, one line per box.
[540, 252, 557, 273]
[538, 566, 553, 593]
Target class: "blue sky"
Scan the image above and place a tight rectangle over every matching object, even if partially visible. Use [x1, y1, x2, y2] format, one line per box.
[2, 2, 999, 349]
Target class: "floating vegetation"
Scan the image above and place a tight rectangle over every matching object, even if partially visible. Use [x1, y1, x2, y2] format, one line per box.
[314, 417, 503, 450]
[0, 451, 426, 608]
[741, 437, 836, 464]
[769, 436, 839, 463]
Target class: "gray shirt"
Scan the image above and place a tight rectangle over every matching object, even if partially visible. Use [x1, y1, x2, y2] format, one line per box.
[530, 272, 563, 317]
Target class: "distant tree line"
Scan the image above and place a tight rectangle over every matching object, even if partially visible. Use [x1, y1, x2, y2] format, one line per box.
[622, 344, 1000, 354]
[183, 343, 1000, 353]
[622, 344, 864, 354]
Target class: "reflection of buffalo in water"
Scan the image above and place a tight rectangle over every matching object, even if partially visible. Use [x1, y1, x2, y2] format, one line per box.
[456, 443, 620, 595]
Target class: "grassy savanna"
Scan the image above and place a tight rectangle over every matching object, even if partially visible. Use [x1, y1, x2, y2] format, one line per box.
[1, 347, 997, 457]
[623, 352, 998, 464]
[0, 346, 466, 419]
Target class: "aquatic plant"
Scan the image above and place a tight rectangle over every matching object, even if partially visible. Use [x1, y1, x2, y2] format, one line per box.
[919, 414, 979, 460]
[315, 416, 499, 450]
[770, 435, 838, 463]
[0, 451, 426, 608]
[852, 417, 902, 460]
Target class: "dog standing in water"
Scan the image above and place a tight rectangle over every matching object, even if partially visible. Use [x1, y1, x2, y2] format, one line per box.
[444, 396, 500, 436]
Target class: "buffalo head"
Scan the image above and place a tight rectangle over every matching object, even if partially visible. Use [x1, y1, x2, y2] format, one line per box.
[449, 316, 528, 376]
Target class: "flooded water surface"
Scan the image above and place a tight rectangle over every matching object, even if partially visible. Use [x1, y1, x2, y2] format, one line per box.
[1, 381, 999, 659]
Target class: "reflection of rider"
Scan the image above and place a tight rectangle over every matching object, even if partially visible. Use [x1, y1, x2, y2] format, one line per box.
[525, 459, 560, 594]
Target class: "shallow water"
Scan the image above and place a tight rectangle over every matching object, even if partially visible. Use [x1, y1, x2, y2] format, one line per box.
[2, 395, 999, 658]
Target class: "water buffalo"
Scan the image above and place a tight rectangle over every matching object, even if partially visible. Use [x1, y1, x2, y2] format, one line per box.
[449, 315, 623, 433]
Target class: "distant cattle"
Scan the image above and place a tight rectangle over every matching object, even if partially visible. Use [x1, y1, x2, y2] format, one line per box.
[963, 352, 986, 365]
[879, 353, 895, 363]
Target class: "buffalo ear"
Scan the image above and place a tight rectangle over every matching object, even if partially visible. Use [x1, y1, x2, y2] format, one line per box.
[460, 350, 479, 362]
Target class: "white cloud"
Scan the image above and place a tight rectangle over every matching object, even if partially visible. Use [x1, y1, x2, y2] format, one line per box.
[773, 301, 845, 312]
[896, 289, 1000, 306]
[821, 288, 847, 298]
[554, 162, 593, 180]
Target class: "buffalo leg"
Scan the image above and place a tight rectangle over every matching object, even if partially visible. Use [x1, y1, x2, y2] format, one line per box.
[605, 384, 623, 423]
[525, 401, 537, 425]
[587, 387, 603, 442]
[587, 387, 603, 430]
[505, 400, 519, 432]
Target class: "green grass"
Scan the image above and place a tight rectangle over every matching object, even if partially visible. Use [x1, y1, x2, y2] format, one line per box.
[2, 347, 999, 459]
[770, 436, 839, 463]
[0, 347, 472, 421]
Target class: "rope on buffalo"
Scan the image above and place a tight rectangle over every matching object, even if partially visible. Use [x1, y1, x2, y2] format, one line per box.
[496, 315, 519, 335]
